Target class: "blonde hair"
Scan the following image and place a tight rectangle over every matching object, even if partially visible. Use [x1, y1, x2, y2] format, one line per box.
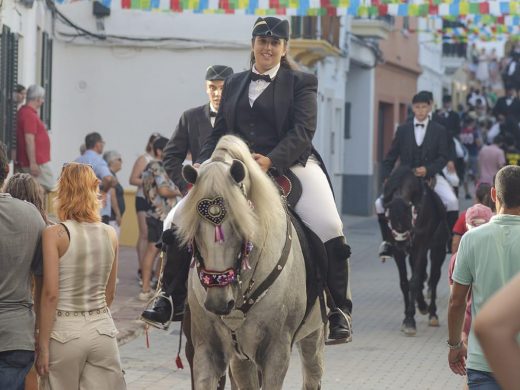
[4, 173, 49, 224]
[55, 163, 101, 223]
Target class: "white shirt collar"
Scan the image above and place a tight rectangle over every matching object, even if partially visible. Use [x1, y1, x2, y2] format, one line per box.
[209, 103, 218, 113]
[252, 63, 281, 80]
[414, 117, 429, 127]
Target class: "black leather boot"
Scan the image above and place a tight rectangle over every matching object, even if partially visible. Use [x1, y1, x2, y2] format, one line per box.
[140, 226, 191, 328]
[324, 236, 353, 344]
[377, 213, 394, 261]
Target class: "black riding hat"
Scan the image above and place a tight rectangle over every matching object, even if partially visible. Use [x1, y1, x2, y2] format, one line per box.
[252, 17, 290, 40]
[205, 65, 234, 81]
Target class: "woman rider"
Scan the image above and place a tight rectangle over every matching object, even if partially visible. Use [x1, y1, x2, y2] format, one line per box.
[195, 16, 353, 344]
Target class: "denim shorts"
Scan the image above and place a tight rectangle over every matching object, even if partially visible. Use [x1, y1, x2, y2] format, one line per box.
[467, 368, 501, 390]
[0, 349, 35, 390]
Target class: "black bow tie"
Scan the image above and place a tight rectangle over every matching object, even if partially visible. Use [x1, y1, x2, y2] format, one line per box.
[250, 72, 272, 83]
[415, 123, 425, 128]
[209, 111, 217, 118]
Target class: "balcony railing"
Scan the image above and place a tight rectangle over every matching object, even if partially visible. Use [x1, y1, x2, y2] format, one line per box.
[289, 16, 342, 66]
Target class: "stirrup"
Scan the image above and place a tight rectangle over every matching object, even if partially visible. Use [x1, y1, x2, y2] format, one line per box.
[325, 309, 353, 345]
[140, 290, 174, 331]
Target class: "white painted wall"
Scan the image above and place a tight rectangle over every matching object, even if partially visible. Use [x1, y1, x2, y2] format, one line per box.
[417, 18, 444, 108]
[50, 42, 250, 186]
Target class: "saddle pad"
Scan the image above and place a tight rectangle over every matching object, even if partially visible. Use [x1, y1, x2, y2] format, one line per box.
[287, 208, 325, 321]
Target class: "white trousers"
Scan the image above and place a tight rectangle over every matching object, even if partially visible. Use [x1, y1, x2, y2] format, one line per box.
[289, 156, 344, 243]
[164, 157, 343, 243]
[374, 173, 459, 214]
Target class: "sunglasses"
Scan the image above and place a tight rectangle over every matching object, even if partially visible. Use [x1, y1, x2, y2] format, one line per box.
[62, 162, 94, 170]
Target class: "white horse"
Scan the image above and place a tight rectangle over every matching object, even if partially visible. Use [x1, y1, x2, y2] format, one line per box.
[175, 135, 324, 389]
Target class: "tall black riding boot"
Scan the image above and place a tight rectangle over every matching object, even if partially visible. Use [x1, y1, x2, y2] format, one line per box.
[141, 226, 191, 327]
[324, 236, 353, 344]
[446, 210, 459, 253]
[377, 213, 394, 260]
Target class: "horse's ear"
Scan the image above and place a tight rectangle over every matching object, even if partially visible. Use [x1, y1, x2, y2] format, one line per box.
[183, 165, 198, 184]
[230, 159, 246, 184]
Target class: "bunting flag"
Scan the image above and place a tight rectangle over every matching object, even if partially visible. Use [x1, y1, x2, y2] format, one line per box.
[117, 0, 520, 16]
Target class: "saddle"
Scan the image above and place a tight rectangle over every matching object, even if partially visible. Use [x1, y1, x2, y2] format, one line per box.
[271, 171, 326, 321]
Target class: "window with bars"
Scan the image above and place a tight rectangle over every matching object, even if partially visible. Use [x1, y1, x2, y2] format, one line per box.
[0, 25, 19, 154]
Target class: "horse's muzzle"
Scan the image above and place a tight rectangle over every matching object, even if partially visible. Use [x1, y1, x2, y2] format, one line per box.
[204, 298, 235, 316]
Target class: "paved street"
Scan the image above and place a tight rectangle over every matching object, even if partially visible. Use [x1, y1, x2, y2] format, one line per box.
[113, 212, 467, 389]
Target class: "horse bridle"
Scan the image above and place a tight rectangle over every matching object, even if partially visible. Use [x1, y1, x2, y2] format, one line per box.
[385, 203, 418, 242]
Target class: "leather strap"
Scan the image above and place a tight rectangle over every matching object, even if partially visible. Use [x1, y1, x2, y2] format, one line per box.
[237, 210, 292, 314]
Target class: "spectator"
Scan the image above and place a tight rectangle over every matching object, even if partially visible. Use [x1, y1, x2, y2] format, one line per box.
[475, 48, 490, 87]
[139, 137, 181, 301]
[0, 142, 46, 390]
[448, 165, 520, 388]
[36, 163, 125, 388]
[460, 116, 482, 199]
[503, 134, 520, 166]
[3, 172, 50, 390]
[487, 49, 500, 91]
[103, 151, 125, 238]
[129, 133, 161, 285]
[14, 84, 26, 109]
[478, 135, 505, 186]
[492, 85, 520, 123]
[448, 203, 494, 344]
[474, 271, 520, 390]
[3, 173, 49, 225]
[16, 85, 54, 195]
[75, 132, 116, 224]
[451, 182, 494, 254]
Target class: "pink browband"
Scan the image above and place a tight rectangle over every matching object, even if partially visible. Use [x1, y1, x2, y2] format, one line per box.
[199, 268, 237, 288]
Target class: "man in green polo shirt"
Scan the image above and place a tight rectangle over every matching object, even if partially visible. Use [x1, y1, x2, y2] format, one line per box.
[448, 165, 520, 389]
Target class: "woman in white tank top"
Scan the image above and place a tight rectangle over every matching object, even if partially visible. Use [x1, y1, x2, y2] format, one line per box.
[36, 162, 126, 389]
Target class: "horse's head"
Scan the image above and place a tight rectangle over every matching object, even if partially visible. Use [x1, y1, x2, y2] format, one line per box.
[385, 197, 417, 247]
[176, 135, 282, 316]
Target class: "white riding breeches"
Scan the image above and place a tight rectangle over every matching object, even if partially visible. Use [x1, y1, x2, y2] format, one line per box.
[289, 156, 344, 243]
[434, 174, 459, 211]
[163, 199, 184, 231]
[374, 173, 459, 214]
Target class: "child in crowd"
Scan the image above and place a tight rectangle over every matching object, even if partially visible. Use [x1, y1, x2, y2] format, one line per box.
[139, 137, 181, 301]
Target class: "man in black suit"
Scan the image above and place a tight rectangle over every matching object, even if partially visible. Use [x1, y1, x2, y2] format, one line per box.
[375, 92, 458, 259]
[141, 65, 234, 326]
[493, 85, 520, 124]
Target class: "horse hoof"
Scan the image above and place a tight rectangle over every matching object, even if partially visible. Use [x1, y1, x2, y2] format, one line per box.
[400, 321, 416, 336]
[429, 316, 440, 327]
[417, 306, 428, 315]
[401, 325, 417, 337]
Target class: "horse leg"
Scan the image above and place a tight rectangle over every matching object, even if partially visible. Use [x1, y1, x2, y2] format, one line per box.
[228, 358, 260, 390]
[405, 247, 428, 336]
[393, 250, 412, 332]
[192, 346, 228, 390]
[427, 244, 446, 327]
[297, 327, 325, 390]
[257, 341, 292, 390]
[415, 253, 429, 315]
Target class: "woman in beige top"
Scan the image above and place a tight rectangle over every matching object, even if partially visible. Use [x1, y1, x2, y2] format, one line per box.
[36, 163, 125, 389]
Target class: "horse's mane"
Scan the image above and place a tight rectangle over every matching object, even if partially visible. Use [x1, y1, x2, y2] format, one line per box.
[176, 135, 285, 248]
[383, 165, 419, 206]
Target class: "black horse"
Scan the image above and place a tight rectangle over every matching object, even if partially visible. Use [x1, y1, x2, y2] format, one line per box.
[383, 166, 450, 336]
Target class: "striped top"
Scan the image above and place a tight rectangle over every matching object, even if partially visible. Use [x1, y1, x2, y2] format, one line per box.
[57, 220, 115, 311]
